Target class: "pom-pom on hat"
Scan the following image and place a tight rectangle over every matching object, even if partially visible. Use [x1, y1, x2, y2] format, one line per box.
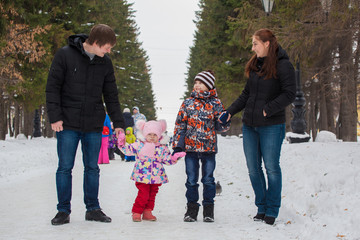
[136, 120, 167, 139]
[194, 70, 216, 90]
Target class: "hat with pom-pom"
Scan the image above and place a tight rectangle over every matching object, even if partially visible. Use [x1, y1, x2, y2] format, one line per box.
[136, 120, 167, 139]
[194, 70, 216, 90]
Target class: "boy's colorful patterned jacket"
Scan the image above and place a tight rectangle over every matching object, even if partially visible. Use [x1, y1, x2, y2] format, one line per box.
[119, 135, 176, 184]
[172, 89, 230, 153]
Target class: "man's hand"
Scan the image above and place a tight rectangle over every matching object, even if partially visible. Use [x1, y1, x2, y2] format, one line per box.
[115, 128, 125, 138]
[51, 121, 64, 132]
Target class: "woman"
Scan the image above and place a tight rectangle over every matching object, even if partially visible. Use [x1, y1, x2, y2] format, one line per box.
[220, 29, 296, 225]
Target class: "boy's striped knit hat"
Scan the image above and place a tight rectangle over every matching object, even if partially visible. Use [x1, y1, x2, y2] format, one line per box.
[194, 70, 215, 90]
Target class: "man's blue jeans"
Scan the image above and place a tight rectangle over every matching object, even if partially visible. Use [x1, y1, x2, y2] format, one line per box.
[242, 124, 285, 218]
[185, 152, 216, 206]
[56, 130, 102, 214]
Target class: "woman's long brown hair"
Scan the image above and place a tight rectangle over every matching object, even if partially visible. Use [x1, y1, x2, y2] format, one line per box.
[245, 29, 279, 80]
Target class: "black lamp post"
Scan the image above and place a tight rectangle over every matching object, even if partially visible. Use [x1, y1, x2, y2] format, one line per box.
[260, 0, 310, 143]
[289, 62, 311, 143]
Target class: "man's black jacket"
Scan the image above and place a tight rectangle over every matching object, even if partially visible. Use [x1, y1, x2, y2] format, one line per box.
[46, 34, 124, 132]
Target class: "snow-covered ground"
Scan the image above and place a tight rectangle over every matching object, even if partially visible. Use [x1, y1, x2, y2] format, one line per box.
[0, 133, 359, 240]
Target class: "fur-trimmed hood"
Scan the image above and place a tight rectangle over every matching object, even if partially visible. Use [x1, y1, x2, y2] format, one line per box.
[135, 119, 170, 145]
[136, 130, 170, 145]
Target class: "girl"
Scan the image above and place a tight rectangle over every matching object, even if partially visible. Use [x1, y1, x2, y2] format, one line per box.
[98, 114, 112, 164]
[118, 119, 185, 222]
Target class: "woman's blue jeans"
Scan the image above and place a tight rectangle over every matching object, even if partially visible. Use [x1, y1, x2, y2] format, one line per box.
[242, 124, 285, 218]
[185, 152, 216, 206]
[56, 130, 102, 214]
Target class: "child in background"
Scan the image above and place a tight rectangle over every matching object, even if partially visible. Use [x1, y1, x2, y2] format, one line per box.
[98, 113, 112, 164]
[108, 122, 117, 160]
[118, 120, 186, 222]
[172, 70, 230, 222]
[124, 127, 136, 162]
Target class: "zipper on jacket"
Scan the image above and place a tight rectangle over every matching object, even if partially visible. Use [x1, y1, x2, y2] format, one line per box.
[73, 68, 77, 81]
[252, 75, 260, 125]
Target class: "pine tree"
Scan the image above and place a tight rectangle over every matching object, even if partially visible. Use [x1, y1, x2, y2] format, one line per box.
[0, 0, 156, 139]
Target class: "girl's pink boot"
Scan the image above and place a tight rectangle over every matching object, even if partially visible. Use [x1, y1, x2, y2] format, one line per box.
[142, 209, 157, 221]
[132, 213, 142, 222]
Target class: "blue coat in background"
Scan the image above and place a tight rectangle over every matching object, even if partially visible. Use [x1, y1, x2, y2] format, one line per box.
[102, 114, 113, 137]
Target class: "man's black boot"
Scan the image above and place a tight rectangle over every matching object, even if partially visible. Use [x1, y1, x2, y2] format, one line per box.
[51, 212, 70, 225]
[85, 209, 112, 223]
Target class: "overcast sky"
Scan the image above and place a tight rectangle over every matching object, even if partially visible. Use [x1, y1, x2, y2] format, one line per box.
[130, 0, 200, 132]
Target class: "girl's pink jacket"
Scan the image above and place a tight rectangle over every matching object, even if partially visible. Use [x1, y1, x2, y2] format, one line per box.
[119, 139, 177, 184]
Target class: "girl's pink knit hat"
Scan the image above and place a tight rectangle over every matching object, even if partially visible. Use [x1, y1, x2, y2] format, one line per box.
[136, 120, 167, 138]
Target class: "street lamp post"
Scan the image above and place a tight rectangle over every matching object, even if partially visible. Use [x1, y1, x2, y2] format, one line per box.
[289, 63, 311, 143]
[261, 0, 274, 16]
[260, 0, 310, 143]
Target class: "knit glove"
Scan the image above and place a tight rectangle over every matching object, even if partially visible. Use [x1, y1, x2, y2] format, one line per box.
[171, 147, 183, 156]
[117, 132, 126, 147]
[171, 152, 186, 162]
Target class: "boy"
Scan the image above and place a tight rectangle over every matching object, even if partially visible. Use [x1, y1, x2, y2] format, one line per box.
[172, 70, 230, 222]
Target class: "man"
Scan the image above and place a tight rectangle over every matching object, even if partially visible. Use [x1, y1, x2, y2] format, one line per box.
[132, 106, 146, 135]
[46, 24, 124, 225]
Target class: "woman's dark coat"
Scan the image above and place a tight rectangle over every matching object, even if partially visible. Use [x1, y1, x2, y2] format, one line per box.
[227, 46, 296, 127]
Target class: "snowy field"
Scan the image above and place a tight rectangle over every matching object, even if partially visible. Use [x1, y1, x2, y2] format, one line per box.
[0, 133, 359, 240]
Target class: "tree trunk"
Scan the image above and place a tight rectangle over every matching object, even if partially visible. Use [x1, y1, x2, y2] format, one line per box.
[338, 30, 357, 141]
[319, 79, 328, 131]
[0, 90, 6, 140]
[309, 82, 319, 140]
[354, 27, 360, 140]
[43, 105, 54, 138]
[324, 72, 336, 134]
[23, 108, 33, 138]
[285, 105, 292, 133]
[7, 101, 14, 137]
[14, 102, 20, 138]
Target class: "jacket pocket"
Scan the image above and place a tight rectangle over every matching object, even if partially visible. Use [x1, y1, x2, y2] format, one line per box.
[62, 104, 81, 128]
[90, 104, 106, 129]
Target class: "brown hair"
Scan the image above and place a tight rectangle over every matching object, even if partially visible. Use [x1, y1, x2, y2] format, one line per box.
[86, 24, 116, 47]
[245, 28, 278, 80]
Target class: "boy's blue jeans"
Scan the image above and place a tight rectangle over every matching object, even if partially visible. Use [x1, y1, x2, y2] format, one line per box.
[242, 124, 285, 218]
[185, 152, 216, 206]
[55, 130, 102, 214]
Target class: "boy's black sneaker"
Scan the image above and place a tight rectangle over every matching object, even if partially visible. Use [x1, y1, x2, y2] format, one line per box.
[203, 204, 214, 222]
[85, 209, 112, 223]
[264, 216, 276, 225]
[51, 212, 70, 225]
[253, 213, 265, 221]
[184, 203, 199, 222]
